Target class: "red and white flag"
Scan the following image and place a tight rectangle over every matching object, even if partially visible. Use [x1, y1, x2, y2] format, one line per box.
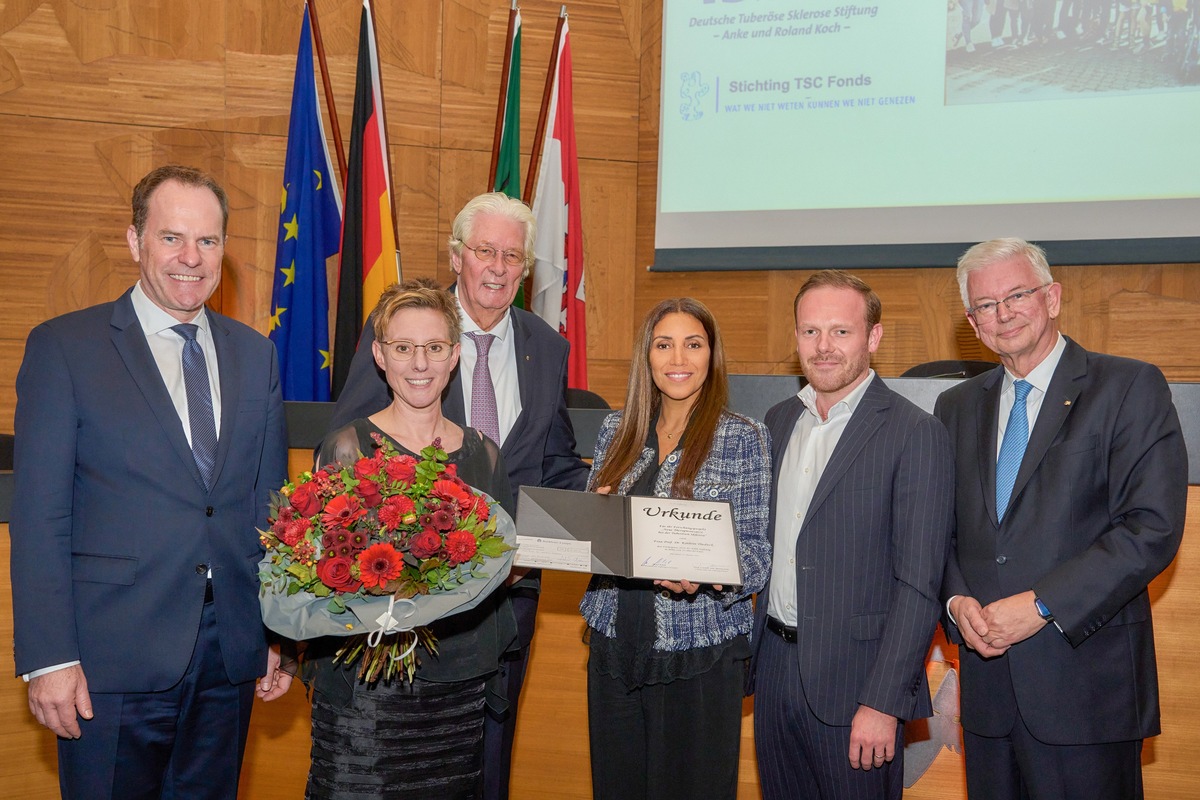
[531, 18, 587, 389]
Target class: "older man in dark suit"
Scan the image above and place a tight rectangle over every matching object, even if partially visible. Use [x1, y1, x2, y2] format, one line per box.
[11, 165, 291, 798]
[935, 238, 1187, 800]
[330, 191, 588, 799]
[752, 270, 954, 800]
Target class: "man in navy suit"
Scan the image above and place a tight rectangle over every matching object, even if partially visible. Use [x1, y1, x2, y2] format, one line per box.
[936, 238, 1187, 799]
[11, 165, 291, 798]
[330, 192, 588, 799]
[752, 270, 954, 800]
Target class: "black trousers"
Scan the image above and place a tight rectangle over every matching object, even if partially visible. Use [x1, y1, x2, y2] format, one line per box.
[587, 646, 746, 800]
[963, 712, 1143, 800]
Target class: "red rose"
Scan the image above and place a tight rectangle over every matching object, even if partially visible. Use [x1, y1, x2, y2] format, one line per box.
[354, 478, 383, 509]
[409, 529, 443, 560]
[353, 452, 384, 480]
[444, 530, 478, 565]
[378, 496, 417, 530]
[290, 482, 322, 517]
[321, 494, 366, 529]
[316, 555, 362, 593]
[384, 454, 418, 484]
[357, 543, 404, 589]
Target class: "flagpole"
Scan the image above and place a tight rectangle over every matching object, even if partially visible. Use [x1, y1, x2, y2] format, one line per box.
[366, 0, 401, 258]
[306, 0, 347, 191]
[522, 5, 566, 205]
[489, 1, 519, 189]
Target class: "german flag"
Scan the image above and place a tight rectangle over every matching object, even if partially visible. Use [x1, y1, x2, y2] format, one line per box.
[333, 0, 398, 398]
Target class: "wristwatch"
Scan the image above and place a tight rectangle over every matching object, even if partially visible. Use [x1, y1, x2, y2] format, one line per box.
[1033, 595, 1054, 623]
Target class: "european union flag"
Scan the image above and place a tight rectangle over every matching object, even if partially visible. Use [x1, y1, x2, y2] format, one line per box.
[269, 5, 343, 401]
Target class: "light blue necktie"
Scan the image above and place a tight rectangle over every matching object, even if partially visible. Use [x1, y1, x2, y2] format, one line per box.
[173, 323, 218, 491]
[996, 379, 1032, 521]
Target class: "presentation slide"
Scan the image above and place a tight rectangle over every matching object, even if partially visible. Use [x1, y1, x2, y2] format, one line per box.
[656, 0, 1200, 268]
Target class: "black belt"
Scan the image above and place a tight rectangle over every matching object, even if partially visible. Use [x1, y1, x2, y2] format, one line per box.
[766, 616, 797, 643]
[204, 580, 214, 604]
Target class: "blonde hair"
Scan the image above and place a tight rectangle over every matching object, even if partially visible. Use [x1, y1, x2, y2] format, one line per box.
[371, 277, 461, 342]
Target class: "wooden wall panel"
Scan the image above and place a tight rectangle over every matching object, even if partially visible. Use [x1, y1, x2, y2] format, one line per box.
[2, 0, 1199, 796]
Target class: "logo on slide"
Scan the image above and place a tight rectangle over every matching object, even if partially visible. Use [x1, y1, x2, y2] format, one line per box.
[678, 71, 710, 121]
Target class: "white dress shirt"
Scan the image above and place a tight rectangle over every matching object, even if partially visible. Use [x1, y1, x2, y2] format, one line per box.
[768, 371, 877, 626]
[131, 281, 223, 441]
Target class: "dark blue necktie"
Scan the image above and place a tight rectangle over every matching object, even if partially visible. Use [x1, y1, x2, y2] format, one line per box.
[996, 379, 1032, 521]
[173, 323, 218, 491]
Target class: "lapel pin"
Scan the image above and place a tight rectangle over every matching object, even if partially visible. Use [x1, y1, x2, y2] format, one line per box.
[1064, 400, 1071, 406]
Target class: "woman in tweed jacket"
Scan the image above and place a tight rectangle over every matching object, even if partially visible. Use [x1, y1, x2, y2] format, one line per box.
[580, 298, 771, 800]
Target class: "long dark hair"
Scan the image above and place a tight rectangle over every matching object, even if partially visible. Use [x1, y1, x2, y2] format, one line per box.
[593, 298, 729, 498]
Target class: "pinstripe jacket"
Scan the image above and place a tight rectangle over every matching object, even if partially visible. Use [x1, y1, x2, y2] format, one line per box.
[750, 375, 954, 724]
[580, 410, 772, 651]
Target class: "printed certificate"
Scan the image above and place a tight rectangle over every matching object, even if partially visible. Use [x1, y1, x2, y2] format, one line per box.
[515, 487, 743, 586]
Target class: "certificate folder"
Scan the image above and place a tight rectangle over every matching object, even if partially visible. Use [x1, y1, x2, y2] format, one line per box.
[516, 486, 743, 587]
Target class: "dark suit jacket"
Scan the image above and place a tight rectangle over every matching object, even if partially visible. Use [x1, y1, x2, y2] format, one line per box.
[11, 289, 288, 692]
[330, 303, 588, 495]
[935, 337, 1187, 745]
[751, 376, 954, 725]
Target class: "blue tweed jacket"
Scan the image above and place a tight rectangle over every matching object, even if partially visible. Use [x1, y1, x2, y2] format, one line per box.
[579, 410, 772, 651]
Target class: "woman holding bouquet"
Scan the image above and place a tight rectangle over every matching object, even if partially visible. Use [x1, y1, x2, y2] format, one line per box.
[580, 298, 772, 800]
[305, 278, 517, 800]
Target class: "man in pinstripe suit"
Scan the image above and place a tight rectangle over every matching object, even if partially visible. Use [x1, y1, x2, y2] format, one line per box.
[751, 270, 955, 799]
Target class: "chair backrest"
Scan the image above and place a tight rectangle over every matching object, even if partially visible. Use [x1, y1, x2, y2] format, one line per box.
[0, 433, 12, 471]
[565, 388, 611, 409]
[900, 360, 998, 379]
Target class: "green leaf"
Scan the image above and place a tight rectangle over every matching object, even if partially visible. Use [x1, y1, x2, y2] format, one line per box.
[477, 538, 511, 558]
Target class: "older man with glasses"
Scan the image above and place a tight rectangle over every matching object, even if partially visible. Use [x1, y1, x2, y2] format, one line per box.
[330, 192, 589, 800]
[934, 237, 1187, 800]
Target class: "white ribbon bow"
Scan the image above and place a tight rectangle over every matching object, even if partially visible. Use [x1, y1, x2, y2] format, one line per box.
[366, 596, 419, 662]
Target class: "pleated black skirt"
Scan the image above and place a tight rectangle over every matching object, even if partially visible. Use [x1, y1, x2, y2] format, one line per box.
[307, 676, 487, 800]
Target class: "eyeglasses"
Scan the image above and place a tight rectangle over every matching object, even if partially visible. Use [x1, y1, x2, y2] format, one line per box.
[967, 284, 1050, 320]
[379, 340, 454, 361]
[463, 243, 526, 268]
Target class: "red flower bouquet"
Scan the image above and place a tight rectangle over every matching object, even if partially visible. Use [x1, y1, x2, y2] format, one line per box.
[258, 435, 514, 682]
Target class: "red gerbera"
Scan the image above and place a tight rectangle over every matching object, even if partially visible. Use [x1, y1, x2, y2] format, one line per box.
[322, 495, 366, 529]
[356, 543, 404, 589]
[470, 494, 490, 522]
[444, 530, 478, 565]
[432, 478, 474, 513]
